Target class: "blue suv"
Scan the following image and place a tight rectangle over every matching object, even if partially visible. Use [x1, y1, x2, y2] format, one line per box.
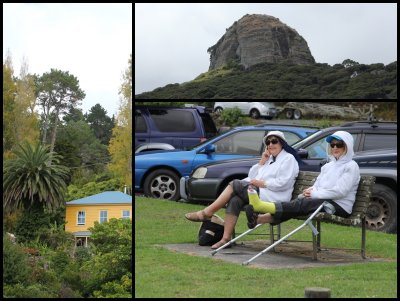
[135, 124, 318, 200]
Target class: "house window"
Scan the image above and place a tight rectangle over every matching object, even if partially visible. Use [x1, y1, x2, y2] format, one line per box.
[77, 211, 85, 225]
[122, 210, 130, 219]
[100, 211, 108, 223]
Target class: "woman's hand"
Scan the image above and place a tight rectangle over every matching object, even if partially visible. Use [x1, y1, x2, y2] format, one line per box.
[250, 179, 266, 188]
[303, 187, 313, 198]
[259, 148, 270, 165]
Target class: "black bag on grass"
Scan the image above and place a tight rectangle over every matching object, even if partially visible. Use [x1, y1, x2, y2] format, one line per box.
[198, 215, 224, 246]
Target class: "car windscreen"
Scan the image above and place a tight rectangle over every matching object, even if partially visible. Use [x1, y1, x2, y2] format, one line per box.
[291, 130, 323, 149]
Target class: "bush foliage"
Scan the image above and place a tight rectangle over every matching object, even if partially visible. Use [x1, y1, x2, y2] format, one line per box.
[135, 61, 397, 99]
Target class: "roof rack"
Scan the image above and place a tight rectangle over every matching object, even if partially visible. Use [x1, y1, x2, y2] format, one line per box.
[340, 120, 397, 127]
[255, 123, 320, 129]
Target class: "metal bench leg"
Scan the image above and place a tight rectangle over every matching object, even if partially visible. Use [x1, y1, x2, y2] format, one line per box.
[317, 220, 321, 251]
[269, 224, 274, 244]
[312, 220, 317, 260]
[277, 223, 281, 240]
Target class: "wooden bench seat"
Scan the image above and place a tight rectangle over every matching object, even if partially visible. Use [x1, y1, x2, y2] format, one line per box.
[269, 171, 375, 260]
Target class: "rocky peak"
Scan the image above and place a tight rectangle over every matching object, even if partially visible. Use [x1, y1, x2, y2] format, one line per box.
[208, 14, 315, 70]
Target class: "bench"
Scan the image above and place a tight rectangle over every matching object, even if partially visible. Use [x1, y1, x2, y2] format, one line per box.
[269, 171, 376, 260]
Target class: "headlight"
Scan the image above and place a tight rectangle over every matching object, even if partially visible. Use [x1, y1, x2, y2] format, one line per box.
[192, 167, 207, 179]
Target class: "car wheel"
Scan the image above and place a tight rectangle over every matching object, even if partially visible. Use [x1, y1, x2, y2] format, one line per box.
[250, 109, 260, 119]
[293, 109, 302, 120]
[366, 184, 397, 233]
[214, 107, 223, 115]
[143, 169, 180, 201]
[285, 109, 294, 119]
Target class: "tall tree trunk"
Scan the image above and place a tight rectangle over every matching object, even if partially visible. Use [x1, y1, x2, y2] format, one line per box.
[49, 108, 60, 154]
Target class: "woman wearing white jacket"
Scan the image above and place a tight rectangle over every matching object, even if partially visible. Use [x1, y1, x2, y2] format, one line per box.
[247, 130, 360, 227]
[185, 131, 302, 249]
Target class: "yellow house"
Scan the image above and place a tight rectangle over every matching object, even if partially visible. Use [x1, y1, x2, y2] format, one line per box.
[65, 191, 132, 246]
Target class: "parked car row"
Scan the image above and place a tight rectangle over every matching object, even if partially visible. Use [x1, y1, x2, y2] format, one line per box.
[180, 121, 397, 233]
[134, 103, 397, 233]
[135, 124, 318, 200]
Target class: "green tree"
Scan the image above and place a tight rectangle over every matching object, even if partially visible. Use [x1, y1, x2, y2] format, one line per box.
[3, 54, 17, 157]
[3, 52, 39, 158]
[81, 218, 132, 297]
[55, 120, 110, 173]
[3, 235, 31, 285]
[62, 107, 85, 123]
[3, 142, 70, 213]
[342, 59, 360, 69]
[36, 69, 85, 153]
[108, 55, 132, 187]
[86, 103, 114, 145]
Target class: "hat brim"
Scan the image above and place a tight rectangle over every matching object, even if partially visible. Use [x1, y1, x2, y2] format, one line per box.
[326, 135, 343, 143]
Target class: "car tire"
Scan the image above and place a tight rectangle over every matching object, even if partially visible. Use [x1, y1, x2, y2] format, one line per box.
[214, 107, 223, 115]
[143, 169, 180, 201]
[293, 109, 302, 120]
[285, 109, 294, 119]
[366, 184, 397, 233]
[250, 109, 260, 119]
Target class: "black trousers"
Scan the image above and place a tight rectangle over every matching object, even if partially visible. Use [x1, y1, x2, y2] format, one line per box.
[273, 197, 350, 224]
[225, 179, 259, 217]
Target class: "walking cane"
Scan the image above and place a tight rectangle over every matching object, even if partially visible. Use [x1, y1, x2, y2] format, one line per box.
[242, 201, 335, 265]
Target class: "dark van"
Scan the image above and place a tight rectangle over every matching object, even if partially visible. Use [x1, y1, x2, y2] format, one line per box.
[135, 106, 218, 152]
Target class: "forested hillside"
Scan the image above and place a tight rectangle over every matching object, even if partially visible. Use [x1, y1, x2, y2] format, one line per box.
[135, 60, 397, 99]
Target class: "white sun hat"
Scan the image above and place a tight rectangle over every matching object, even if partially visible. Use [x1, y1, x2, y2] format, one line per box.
[263, 130, 287, 146]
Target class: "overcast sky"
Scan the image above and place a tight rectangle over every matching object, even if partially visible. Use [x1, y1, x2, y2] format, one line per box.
[4, 3, 132, 117]
[135, 3, 397, 95]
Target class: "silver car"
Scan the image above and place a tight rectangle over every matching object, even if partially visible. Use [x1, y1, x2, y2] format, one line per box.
[214, 102, 277, 119]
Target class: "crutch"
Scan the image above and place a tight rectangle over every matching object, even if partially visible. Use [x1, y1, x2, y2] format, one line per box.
[242, 201, 335, 266]
[211, 223, 264, 256]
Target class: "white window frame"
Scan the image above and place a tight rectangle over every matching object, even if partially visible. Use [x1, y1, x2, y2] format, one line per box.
[122, 210, 130, 219]
[99, 210, 108, 223]
[77, 211, 86, 225]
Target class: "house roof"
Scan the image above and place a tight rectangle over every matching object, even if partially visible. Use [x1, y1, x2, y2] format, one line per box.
[66, 191, 132, 205]
[72, 231, 92, 237]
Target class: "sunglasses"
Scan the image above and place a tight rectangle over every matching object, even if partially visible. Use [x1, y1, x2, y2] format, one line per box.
[266, 138, 280, 146]
[330, 142, 345, 148]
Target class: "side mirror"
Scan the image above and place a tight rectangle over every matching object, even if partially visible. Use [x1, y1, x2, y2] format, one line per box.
[204, 144, 216, 154]
[297, 148, 308, 159]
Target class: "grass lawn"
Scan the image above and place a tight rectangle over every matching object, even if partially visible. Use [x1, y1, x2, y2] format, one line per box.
[135, 197, 397, 298]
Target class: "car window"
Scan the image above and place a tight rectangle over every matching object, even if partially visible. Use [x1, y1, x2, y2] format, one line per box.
[304, 133, 359, 159]
[363, 134, 397, 151]
[260, 102, 274, 108]
[213, 131, 265, 155]
[281, 131, 301, 145]
[135, 110, 147, 133]
[292, 130, 323, 149]
[199, 113, 218, 138]
[149, 109, 195, 132]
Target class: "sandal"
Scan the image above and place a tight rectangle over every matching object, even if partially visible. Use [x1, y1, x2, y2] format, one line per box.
[211, 238, 232, 250]
[185, 210, 211, 222]
[245, 205, 259, 229]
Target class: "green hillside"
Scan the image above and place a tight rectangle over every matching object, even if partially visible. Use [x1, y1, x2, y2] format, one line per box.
[135, 60, 397, 99]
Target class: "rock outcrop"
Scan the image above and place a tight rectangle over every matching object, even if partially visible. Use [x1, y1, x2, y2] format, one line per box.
[208, 14, 315, 70]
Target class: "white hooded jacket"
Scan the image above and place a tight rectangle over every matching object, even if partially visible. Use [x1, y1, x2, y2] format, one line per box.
[243, 149, 299, 203]
[310, 131, 360, 214]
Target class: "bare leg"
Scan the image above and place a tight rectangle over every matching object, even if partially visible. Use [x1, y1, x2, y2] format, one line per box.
[257, 213, 273, 224]
[185, 185, 233, 222]
[211, 213, 238, 249]
[204, 185, 233, 216]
